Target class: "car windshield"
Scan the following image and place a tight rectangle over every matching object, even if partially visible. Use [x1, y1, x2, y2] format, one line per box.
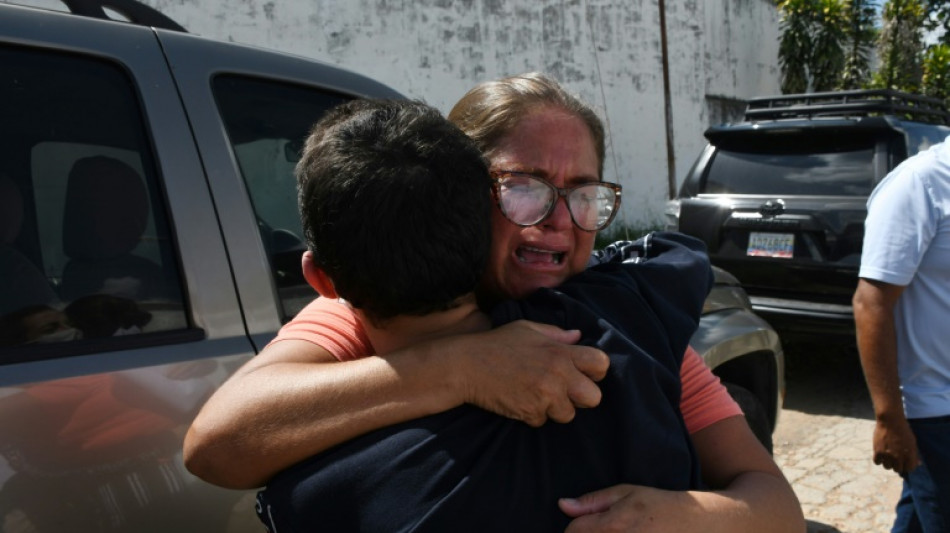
[704, 145, 875, 196]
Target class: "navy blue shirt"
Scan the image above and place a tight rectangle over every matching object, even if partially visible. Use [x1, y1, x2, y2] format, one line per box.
[257, 232, 713, 532]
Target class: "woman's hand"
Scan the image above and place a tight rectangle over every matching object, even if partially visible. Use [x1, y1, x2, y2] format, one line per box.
[450, 320, 609, 426]
[559, 416, 805, 533]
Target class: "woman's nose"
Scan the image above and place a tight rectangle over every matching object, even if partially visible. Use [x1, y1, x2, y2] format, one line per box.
[541, 196, 574, 230]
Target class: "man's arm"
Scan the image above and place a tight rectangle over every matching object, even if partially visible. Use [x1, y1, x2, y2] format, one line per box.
[183, 320, 609, 489]
[560, 415, 804, 532]
[853, 277, 918, 474]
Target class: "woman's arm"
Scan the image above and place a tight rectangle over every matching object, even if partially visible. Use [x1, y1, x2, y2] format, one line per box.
[183, 319, 609, 489]
[560, 351, 802, 532]
[560, 416, 804, 532]
[184, 325, 725, 490]
[678, 346, 743, 433]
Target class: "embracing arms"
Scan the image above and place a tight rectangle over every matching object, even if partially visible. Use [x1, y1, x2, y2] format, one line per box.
[183, 319, 608, 489]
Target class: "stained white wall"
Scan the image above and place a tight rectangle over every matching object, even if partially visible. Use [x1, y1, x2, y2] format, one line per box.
[9, 0, 781, 228]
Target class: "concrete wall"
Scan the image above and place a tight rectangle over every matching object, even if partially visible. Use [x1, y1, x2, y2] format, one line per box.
[9, 0, 782, 228]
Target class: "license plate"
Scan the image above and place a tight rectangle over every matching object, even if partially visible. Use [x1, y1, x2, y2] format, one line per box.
[747, 232, 794, 258]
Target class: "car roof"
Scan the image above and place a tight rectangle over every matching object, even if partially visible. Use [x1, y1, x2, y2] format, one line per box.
[742, 89, 950, 125]
[2, 0, 186, 31]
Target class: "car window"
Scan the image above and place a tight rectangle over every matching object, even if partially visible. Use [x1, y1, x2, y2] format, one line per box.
[212, 75, 349, 321]
[900, 122, 950, 157]
[0, 45, 188, 356]
[704, 140, 877, 197]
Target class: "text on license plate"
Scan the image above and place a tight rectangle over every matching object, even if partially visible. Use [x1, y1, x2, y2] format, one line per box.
[747, 232, 794, 258]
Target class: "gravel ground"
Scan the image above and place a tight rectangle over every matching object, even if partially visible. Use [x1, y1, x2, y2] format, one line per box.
[772, 345, 903, 533]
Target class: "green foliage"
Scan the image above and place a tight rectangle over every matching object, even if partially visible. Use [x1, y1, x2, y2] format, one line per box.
[841, 0, 878, 89]
[923, 0, 950, 46]
[776, 0, 877, 92]
[876, 0, 926, 92]
[778, 0, 817, 93]
[774, 0, 948, 101]
[812, 0, 849, 91]
[922, 44, 950, 105]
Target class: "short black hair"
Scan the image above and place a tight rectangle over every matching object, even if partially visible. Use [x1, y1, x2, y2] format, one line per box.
[297, 99, 491, 324]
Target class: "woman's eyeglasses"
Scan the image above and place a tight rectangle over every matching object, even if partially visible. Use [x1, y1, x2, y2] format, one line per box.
[490, 171, 622, 232]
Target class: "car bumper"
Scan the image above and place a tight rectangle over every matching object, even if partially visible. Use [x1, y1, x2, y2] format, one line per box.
[750, 296, 855, 340]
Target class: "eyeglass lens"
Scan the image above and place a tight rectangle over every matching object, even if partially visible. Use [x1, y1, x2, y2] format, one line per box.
[496, 174, 618, 231]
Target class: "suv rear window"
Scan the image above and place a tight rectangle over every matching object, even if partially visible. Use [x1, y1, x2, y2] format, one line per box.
[704, 141, 876, 197]
[902, 122, 950, 157]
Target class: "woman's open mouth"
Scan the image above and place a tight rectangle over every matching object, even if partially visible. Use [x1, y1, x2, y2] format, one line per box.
[516, 245, 565, 265]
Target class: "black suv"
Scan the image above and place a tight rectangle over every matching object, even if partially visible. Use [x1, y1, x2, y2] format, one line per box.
[668, 90, 950, 346]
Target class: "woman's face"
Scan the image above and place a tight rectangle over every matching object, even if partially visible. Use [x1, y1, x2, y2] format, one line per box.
[482, 107, 601, 301]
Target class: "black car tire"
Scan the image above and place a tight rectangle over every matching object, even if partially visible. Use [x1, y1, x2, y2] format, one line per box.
[724, 383, 773, 454]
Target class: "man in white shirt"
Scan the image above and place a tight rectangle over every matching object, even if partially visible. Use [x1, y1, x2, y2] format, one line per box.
[854, 136, 950, 532]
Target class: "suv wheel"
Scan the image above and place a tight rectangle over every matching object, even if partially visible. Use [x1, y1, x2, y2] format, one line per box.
[725, 383, 773, 454]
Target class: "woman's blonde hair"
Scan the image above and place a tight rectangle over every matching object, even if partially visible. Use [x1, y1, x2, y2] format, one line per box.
[447, 72, 606, 178]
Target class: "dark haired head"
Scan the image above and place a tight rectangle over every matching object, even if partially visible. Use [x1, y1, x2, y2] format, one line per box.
[297, 99, 491, 324]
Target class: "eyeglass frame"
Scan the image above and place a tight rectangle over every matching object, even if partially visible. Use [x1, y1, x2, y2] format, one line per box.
[489, 170, 623, 232]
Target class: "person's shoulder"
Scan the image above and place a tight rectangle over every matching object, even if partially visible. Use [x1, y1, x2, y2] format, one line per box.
[889, 139, 950, 183]
[871, 142, 950, 207]
[268, 297, 371, 361]
[286, 297, 357, 323]
[562, 232, 712, 321]
[586, 232, 711, 294]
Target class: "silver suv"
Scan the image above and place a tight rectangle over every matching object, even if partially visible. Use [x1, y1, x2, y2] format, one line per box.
[0, 3, 399, 531]
[0, 2, 783, 531]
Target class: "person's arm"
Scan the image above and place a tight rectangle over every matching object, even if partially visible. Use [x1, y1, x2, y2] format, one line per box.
[183, 319, 609, 489]
[559, 415, 804, 532]
[853, 277, 918, 474]
[559, 345, 801, 531]
[678, 346, 743, 433]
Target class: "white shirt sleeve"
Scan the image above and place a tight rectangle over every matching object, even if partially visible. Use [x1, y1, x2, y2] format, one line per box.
[859, 163, 938, 286]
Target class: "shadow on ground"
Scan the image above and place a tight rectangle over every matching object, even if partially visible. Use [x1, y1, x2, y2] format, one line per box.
[780, 341, 874, 420]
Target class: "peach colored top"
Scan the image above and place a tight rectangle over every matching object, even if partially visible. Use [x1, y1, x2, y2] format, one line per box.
[273, 297, 741, 434]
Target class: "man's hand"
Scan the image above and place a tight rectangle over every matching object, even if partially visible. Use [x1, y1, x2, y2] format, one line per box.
[854, 278, 911, 476]
[453, 320, 609, 426]
[873, 414, 920, 474]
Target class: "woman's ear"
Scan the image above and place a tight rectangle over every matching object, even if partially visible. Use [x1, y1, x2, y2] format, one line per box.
[302, 250, 338, 298]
